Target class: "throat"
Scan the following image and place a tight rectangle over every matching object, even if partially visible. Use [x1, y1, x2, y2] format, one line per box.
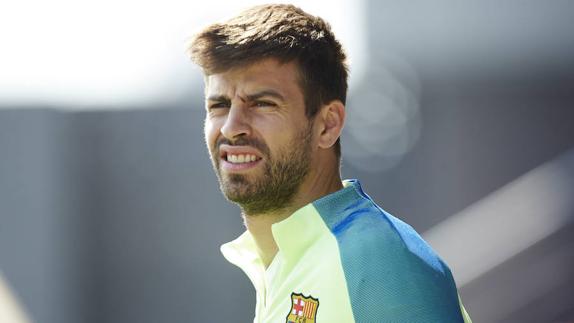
[258, 242, 279, 269]
[243, 211, 290, 269]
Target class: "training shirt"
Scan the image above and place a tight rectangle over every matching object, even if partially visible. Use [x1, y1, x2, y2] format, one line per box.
[221, 179, 472, 323]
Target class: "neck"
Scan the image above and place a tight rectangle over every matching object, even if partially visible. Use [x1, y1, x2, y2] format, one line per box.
[243, 162, 343, 268]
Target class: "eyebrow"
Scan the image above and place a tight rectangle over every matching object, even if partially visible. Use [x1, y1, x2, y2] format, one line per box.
[246, 90, 285, 102]
[207, 90, 285, 103]
[206, 95, 230, 102]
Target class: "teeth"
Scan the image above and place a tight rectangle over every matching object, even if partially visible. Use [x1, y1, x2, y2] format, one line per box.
[227, 154, 258, 163]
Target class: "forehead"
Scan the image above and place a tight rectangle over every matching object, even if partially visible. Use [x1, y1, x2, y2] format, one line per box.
[205, 59, 303, 98]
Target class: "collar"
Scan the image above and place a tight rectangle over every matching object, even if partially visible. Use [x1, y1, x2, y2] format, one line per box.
[221, 179, 368, 270]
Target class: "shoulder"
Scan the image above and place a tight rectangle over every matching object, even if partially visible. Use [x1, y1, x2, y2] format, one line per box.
[328, 198, 443, 273]
[327, 200, 464, 322]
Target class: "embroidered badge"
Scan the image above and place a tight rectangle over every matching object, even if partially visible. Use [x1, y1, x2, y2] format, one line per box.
[285, 292, 319, 323]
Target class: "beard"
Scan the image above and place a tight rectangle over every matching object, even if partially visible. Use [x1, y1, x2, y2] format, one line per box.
[209, 124, 313, 215]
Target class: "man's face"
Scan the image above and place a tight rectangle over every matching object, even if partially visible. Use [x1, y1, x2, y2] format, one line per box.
[204, 58, 315, 215]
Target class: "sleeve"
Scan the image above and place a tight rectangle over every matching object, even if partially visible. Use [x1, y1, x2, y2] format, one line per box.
[335, 212, 467, 323]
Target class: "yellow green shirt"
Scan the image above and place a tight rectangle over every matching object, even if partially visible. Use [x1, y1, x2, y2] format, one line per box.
[222, 179, 471, 322]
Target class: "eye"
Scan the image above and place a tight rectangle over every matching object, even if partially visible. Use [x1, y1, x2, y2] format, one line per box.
[208, 102, 230, 110]
[253, 100, 276, 108]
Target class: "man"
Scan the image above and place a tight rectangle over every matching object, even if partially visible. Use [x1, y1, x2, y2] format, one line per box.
[189, 4, 471, 322]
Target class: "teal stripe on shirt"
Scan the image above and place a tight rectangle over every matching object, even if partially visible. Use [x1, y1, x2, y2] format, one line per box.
[313, 179, 464, 322]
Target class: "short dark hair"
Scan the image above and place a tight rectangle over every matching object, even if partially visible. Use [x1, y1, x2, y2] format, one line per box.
[188, 4, 348, 158]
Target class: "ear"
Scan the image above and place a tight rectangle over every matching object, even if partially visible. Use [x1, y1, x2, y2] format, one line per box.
[315, 100, 345, 150]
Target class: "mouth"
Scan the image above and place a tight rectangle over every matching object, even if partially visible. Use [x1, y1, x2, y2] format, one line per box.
[218, 145, 264, 172]
[222, 152, 261, 164]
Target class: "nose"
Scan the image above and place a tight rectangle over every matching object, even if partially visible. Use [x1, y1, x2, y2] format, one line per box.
[220, 104, 251, 140]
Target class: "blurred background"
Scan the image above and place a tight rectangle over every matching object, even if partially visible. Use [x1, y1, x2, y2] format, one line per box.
[1, 0, 573, 322]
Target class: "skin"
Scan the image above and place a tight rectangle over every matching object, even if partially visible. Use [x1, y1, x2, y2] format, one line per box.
[204, 58, 346, 267]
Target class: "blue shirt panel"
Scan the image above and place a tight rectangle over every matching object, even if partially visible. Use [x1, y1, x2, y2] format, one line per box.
[313, 179, 464, 323]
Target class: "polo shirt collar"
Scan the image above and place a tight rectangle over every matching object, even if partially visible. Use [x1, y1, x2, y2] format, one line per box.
[271, 179, 365, 263]
[220, 230, 265, 289]
[221, 179, 365, 269]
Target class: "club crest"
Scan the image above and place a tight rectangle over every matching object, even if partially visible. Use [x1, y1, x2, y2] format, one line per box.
[285, 292, 319, 323]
